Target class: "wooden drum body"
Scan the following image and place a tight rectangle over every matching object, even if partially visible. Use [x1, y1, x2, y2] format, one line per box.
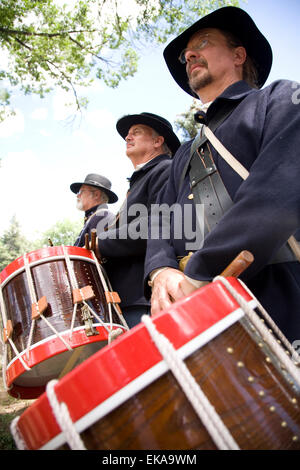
[12, 277, 300, 450]
[0, 246, 127, 399]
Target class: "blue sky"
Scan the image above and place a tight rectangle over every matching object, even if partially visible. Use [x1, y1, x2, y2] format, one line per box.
[0, 0, 299, 241]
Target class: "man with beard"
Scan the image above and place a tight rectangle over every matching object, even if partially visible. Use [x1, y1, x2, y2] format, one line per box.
[145, 6, 300, 344]
[70, 173, 117, 247]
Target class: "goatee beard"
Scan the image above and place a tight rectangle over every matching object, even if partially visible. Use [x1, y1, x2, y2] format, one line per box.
[189, 70, 213, 95]
[76, 200, 84, 211]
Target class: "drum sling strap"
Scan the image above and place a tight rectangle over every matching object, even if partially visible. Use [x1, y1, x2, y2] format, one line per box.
[179, 100, 240, 236]
[182, 101, 298, 264]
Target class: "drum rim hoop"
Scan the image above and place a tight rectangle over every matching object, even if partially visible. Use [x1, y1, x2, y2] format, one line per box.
[0, 246, 95, 285]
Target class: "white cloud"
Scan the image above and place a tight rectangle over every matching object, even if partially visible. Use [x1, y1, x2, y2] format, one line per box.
[39, 129, 52, 137]
[0, 50, 9, 67]
[84, 81, 104, 94]
[51, 82, 106, 123]
[52, 89, 79, 121]
[30, 107, 48, 120]
[0, 109, 24, 138]
[84, 109, 116, 130]
[0, 149, 78, 239]
[72, 128, 97, 148]
[0, 138, 131, 241]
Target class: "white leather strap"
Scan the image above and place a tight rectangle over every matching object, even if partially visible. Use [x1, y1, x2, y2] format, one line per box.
[203, 125, 300, 262]
[203, 126, 249, 180]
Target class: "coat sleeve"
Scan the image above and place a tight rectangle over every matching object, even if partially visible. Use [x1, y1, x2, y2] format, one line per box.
[98, 159, 172, 258]
[185, 80, 300, 281]
[144, 144, 192, 283]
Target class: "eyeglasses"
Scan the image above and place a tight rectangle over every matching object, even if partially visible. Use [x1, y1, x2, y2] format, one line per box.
[178, 35, 210, 64]
[77, 189, 97, 196]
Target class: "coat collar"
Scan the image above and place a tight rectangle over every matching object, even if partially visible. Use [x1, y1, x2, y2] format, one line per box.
[128, 153, 171, 186]
[206, 80, 255, 121]
[84, 203, 108, 221]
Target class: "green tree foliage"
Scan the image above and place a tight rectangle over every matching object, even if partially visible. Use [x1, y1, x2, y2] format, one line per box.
[0, 216, 82, 272]
[0, 215, 31, 271]
[35, 218, 82, 247]
[0, 0, 239, 116]
[174, 98, 203, 141]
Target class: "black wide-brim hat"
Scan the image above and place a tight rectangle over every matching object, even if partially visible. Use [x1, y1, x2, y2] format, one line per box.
[70, 173, 118, 203]
[163, 6, 273, 97]
[116, 112, 181, 156]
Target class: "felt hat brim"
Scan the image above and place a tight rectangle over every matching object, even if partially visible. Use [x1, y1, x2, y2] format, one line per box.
[70, 179, 118, 203]
[116, 112, 181, 156]
[163, 6, 273, 97]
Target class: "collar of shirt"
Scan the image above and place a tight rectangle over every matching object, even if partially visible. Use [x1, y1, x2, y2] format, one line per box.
[85, 203, 108, 218]
[133, 154, 161, 172]
[127, 153, 169, 187]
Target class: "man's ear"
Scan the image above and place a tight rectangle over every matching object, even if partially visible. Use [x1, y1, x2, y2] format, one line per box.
[154, 135, 165, 149]
[234, 46, 247, 66]
[94, 189, 103, 203]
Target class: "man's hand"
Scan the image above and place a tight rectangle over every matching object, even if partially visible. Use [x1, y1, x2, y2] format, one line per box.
[150, 267, 200, 315]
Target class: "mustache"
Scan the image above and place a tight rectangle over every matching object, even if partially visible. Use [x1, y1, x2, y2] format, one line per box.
[188, 58, 208, 73]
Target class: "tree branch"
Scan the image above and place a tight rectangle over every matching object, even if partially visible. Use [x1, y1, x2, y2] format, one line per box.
[14, 37, 32, 50]
[0, 27, 97, 38]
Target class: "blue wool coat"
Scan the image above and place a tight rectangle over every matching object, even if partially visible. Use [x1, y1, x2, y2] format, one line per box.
[144, 80, 300, 343]
[74, 204, 115, 247]
[98, 154, 172, 309]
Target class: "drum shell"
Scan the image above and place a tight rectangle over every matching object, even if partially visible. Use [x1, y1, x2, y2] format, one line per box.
[56, 318, 300, 450]
[0, 246, 125, 398]
[15, 279, 300, 450]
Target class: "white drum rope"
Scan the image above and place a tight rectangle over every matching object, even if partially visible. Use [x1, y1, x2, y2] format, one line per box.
[23, 253, 72, 353]
[214, 276, 300, 387]
[79, 300, 122, 343]
[69, 296, 110, 338]
[63, 245, 82, 338]
[0, 282, 8, 327]
[91, 252, 129, 330]
[64, 246, 122, 342]
[1, 343, 10, 391]
[25, 318, 36, 360]
[8, 336, 31, 371]
[69, 303, 78, 337]
[40, 313, 73, 351]
[1, 263, 31, 371]
[23, 254, 38, 304]
[62, 245, 95, 309]
[141, 314, 240, 450]
[10, 416, 28, 450]
[23, 252, 40, 359]
[82, 300, 111, 333]
[46, 379, 86, 450]
[0, 284, 11, 388]
[62, 245, 79, 291]
[2, 258, 31, 370]
[63, 245, 84, 334]
[231, 277, 300, 363]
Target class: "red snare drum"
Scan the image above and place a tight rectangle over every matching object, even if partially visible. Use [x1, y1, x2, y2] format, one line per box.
[13, 278, 300, 450]
[0, 246, 127, 399]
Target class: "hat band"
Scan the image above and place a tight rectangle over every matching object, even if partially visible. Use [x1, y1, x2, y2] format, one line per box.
[86, 180, 109, 189]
